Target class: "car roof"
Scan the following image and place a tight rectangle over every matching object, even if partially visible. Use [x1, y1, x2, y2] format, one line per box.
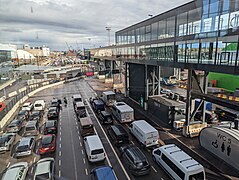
[19, 137, 33, 146]
[94, 166, 116, 180]
[93, 99, 104, 105]
[85, 135, 103, 150]
[3, 162, 28, 180]
[111, 125, 128, 136]
[35, 158, 54, 175]
[51, 99, 58, 103]
[23, 102, 31, 105]
[73, 94, 82, 98]
[26, 121, 37, 127]
[100, 111, 111, 116]
[126, 145, 146, 161]
[49, 107, 57, 110]
[76, 101, 84, 107]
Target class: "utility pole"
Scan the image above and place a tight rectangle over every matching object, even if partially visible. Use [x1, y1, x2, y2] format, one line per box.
[105, 27, 111, 46]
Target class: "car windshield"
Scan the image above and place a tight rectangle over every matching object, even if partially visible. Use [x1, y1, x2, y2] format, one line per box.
[32, 111, 40, 116]
[46, 121, 54, 127]
[26, 126, 36, 131]
[91, 149, 104, 155]
[35, 104, 42, 107]
[35, 173, 50, 180]
[75, 98, 82, 102]
[0, 136, 8, 143]
[42, 136, 53, 145]
[17, 145, 29, 152]
[189, 172, 204, 180]
[18, 111, 25, 115]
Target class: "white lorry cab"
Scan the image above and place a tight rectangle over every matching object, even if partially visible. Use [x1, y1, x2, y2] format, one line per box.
[101, 91, 116, 106]
[112, 102, 134, 123]
[152, 144, 205, 180]
[83, 135, 105, 162]
[34, 100, 45, 111]
[129, 120, 159, 148]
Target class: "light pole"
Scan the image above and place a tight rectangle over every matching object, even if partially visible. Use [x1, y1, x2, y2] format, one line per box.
[105, 27, 111, 46]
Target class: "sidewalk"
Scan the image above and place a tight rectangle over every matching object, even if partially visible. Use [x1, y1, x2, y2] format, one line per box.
[86, 76, 239, 180]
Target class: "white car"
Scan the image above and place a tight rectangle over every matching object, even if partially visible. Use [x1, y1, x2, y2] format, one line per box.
[1, 162, 29, 180]
[0, 133, 15, 152]
[34, 100, 46, 111]
[15, 136, 35, 157]
[22, 102, 33, 111]
[34, 158, 55, 180]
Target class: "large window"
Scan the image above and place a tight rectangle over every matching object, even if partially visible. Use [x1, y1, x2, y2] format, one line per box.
[177, 12, 188, 36]
[158, 20, 166, 39]
[151, 22, 158, 40]
[166, 17, 175, 38]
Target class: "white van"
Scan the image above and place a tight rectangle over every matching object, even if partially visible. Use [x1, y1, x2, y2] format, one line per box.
[112, 102, 134, 123]
[101, 91, 116, 106]
[152, 144, 205, 180]
[34, 100, 45, 111]
[129, 120, 159, 148]
[83, 135, 105, 162]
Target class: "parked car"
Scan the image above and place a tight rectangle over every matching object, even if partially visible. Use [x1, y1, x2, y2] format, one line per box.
[47, 107, 59, 120]
[17, 110, 29, 121]
[98, 111, 113, 124]
[91, 99, 105, 113]
[50, 99, 61, 111]
[21, 102, 33, 111]
[33, 158, 55, 180]
[0, 133, 15, 152]
[29, 110, 42, 122]
[72, 94, 82, 107]
[6, 119, 23, 133]
[1, 162, 28, 180]
[120, 144, 151, 176]
[91, 166, 117, 180]
[75, 102, 87, 119]
[34, 100, 46, 111]
[43, 120, 57, 135]
[15, 136, 35, 157]
[23, 121, 39, 136]
[107, 125, 129, 147]
[39, 134, 56, 155]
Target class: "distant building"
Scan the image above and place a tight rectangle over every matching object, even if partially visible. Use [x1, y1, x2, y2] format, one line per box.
[25, 45, 50, 58]
[17, 50, 35, 64]
[0, 43, 17, 63]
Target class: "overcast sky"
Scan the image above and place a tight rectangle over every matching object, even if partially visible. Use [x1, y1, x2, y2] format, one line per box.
[0, 0, 190, 51]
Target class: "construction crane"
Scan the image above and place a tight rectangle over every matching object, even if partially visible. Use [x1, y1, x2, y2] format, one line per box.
[65, 42, 70, 51]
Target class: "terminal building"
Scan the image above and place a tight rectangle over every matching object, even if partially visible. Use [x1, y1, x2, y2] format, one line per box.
[92, 0, 239, 134]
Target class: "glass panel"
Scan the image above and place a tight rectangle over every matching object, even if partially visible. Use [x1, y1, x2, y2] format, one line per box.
[140, 26, 145, 42]
[139, 45, 146, 60]
[145, 45, 151, 60]
[158, 43, 166, 60]
[158, 20, 166, 39]
[145, 25, 151, 41]
[177, 42, 186, 63]
[177, 12, 187, 36]
[166, 17, 175, 38]
[217, 36, 238, 66]
[200, 40, 216, 64]
[151, 22, 158, 40]
[186, 41, 200, 63]
[151, 44, 158, 60]
[136, 28, 140, 43]
[135, 46, 140, 59]
[165, 42, 174, 61]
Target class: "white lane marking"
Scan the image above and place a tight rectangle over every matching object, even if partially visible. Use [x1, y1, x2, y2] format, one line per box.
[59, 151, 62, 157]
[34, 157, 36, 163]
[60, 137, 62, 142]
[59, 159, 61, 166]
[77, 130, 80, 135]
[75, 121, 77, 125]
[59, 170, 61, 178]
[31, 167, 34, 174]
[83, 158, 86, 164]
[60, 126, 62, 131]
[80, 142, 82, 146]
[131, 141, 134, 145]
[78, 136, 81, 140]
[81, 149, 84, 155]
[59, 143, 61, 148]
[76, 126, 78, 130]
[60, 122, 62, 126]
[85, 168, 88, 175]
[151, 165, 157, 173]
[60, 131, 61, 136]
[37, 142, 40, 146]
[7, 162, 10, 168]
[85, 99, 130, 180]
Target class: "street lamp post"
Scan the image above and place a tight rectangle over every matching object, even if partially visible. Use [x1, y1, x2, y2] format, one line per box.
[105, 27, 111, 46]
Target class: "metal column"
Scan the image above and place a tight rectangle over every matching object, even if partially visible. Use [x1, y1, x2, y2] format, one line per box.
[185, 69, 193, 126]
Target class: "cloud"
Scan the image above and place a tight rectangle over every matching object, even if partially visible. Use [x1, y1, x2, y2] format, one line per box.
[0, 0, 190, 50]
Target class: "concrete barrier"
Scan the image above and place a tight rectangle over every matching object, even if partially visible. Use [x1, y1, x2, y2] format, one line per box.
[19, 87, 27, 93]
[0, 79, 16, 91]
[8, 91, 17, 98]
[0, 81, 64, 130]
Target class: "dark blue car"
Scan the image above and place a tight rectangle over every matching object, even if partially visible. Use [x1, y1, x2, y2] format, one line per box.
[92, 99, 105, 113]
[91, 166, 116, 180]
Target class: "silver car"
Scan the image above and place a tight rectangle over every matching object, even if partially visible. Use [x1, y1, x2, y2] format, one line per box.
[34, 158, 55, 180]
[1, 162, 29, 180]
[0, 133, 15, 152]
[15, 136, 35, 157]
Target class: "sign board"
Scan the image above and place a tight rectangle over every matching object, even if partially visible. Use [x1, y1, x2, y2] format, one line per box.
[199, 127, 239, 171]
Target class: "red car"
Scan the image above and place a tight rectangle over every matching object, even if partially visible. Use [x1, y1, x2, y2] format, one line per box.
[39, 134, 56, 155]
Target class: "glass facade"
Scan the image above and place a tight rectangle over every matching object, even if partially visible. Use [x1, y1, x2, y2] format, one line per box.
[97, 0, 239, 67]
